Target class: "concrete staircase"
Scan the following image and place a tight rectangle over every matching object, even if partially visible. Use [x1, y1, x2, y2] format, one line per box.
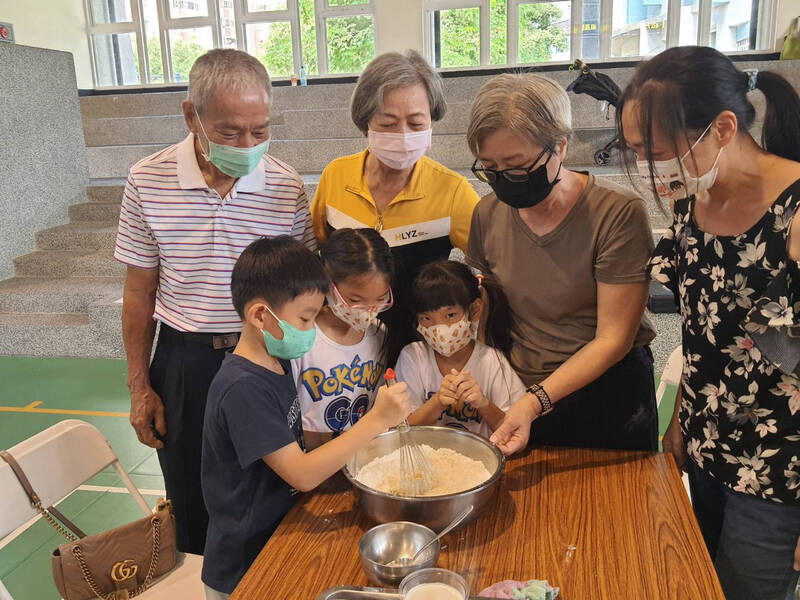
[0, 182, 126, 357]
[2, 66, 682, 360]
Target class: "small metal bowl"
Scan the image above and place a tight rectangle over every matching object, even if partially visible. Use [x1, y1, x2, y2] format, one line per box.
[358, 521, 440, 587]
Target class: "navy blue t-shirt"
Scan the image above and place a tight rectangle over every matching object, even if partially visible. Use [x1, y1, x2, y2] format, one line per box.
[201, 353, 304, 594]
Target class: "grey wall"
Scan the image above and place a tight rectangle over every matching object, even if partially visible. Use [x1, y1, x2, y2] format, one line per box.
[0, 44, 89, 280]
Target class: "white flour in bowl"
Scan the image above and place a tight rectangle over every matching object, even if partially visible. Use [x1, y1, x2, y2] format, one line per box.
[355, 444, 492, 496]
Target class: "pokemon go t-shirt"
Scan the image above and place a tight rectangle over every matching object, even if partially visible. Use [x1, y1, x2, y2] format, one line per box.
[292, 323, 386, 434]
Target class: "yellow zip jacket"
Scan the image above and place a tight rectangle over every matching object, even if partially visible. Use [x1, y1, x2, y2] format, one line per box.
[311, 149, 480, 278]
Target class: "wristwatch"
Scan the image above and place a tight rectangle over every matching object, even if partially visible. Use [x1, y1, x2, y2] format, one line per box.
[526, 383, 553, 417]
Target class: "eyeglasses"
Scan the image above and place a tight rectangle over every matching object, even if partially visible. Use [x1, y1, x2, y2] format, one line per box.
[471, 147, 552, 184]
[332, 283, 394, 312]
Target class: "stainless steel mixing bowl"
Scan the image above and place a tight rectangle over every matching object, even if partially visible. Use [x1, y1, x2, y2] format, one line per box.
[358, 521, 439, 587]
[343, 426, 505, 531]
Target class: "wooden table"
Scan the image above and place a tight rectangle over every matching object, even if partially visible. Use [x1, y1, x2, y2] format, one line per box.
[232, 447, 724, 599]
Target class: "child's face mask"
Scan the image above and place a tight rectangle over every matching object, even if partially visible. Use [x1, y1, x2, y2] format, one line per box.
[262, 305, 316, 359]
[327, 283, 393, 333]
[417, 316, 478, 357]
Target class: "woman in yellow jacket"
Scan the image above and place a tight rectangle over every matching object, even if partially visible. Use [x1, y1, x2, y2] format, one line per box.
[311, 50, 479, 282]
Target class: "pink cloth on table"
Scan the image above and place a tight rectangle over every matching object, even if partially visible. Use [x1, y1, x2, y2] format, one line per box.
[479, 580, 527, 598]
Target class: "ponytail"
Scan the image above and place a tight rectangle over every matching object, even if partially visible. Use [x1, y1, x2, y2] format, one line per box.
[479, 274, 513, 359]
[618, 46, 800, 190]
[755, 71, 800, 162]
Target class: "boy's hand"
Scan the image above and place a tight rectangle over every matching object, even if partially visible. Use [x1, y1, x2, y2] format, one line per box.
[436, 370, 461, 407]
[456, 370, 489, 409]
[372, 381, 411, 429]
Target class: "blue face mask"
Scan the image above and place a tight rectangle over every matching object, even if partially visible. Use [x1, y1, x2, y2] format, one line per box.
[196, 116, 269, 178]
[262, 305, 316, 360]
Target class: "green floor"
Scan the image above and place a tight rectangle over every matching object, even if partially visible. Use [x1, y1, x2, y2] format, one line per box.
[0, 355, 678, 600]
[0, 357, 164, 600]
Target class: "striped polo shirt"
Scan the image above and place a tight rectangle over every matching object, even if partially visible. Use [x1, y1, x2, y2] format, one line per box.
[114, 133, 316, 333]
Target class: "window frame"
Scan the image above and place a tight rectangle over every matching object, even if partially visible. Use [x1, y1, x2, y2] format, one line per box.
[423, 0, 779, 72]
[313, 0, 376, 76]
[85, 0, 149, 86]
[85, 0, 375, 88]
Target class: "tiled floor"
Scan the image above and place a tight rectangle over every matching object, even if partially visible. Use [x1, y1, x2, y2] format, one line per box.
[0, 355, 679, 600]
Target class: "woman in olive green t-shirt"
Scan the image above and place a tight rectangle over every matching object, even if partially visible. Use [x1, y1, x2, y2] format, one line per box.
[466, 73, 657, 455]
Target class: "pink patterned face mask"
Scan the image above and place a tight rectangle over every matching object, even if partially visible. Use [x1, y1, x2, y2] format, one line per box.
[417, 317, 478, 357]
[327, 283, 392, 333]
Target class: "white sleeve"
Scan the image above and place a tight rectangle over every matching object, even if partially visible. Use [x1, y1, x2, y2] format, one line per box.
[486, 350, 527, 412]
[394, 344, 428, 411]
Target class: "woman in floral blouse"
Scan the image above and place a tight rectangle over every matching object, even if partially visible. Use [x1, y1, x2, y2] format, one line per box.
[618, 46, 800, 600]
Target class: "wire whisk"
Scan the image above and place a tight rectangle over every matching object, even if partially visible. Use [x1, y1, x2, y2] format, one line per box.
[385, 369, 433, 496]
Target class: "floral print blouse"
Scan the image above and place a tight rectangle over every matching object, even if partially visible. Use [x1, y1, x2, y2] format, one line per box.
[650, 182, 800, 505]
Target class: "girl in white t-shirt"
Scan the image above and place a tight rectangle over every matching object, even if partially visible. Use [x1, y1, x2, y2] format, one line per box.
[395, 260, 526, 439]
[292, 228, 395, 449]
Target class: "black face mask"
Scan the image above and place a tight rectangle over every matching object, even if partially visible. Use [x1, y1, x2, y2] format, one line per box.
[483, 152, 563, 209]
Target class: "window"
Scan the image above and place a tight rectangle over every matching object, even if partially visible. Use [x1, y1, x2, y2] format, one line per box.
[90, 0, 134, 24]
[432, 7, 482, 68]
[92, 32, 141, 85]
[424, 0, 775, 68]
[86, 0, 375, 87]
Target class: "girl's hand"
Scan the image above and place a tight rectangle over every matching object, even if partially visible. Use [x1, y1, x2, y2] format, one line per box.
[436, 371, 461, 407]
[489, 394, 539, 456]
[456, 370, 489, 409]
[372, 381, 411, 429]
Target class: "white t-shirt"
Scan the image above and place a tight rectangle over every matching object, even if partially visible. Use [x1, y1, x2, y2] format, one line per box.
[292, 323, 387, 434]
[394, 341, 526, 438]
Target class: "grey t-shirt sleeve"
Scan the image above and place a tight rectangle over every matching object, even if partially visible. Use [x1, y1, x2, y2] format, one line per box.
[466, 201, 490, 274]
[595, 197, 654, 284]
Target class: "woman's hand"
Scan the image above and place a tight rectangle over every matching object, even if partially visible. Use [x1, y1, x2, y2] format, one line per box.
[489, 393, 540, 456]
[456, 370, 489, 409]
[662, 413, 687, 471]
[794, 535, 800, 571]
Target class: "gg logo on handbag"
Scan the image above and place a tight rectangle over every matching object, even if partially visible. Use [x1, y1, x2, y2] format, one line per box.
[111, 559, 139, 582]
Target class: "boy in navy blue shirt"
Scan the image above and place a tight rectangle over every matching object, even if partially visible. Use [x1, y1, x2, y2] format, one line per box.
[201, 236, 410, 599]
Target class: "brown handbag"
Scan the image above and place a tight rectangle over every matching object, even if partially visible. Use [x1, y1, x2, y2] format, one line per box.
[0, 450, 177, 600]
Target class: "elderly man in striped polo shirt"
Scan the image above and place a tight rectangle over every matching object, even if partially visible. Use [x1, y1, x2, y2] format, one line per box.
[114, 49, 315, 555]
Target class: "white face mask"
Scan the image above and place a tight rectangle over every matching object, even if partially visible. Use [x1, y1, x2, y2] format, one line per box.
[417, 317, 478, 358]
[326, 283, 392, 333]
[367, 129, 432, 170]
[637, 122, 724, 201]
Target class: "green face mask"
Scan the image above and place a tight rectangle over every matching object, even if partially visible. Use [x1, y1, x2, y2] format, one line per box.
[196, 116, 269, 178]
[262, 305, 316, 360]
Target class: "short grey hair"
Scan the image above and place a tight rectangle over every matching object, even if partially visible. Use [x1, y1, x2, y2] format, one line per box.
[187, 49, 272, 115]
[467, 73, 572, 155]
[350, 50, 446, 134]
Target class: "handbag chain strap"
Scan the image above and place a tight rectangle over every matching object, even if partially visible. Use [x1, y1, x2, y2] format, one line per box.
[0, 449, 85, 540]
[34, 503, 80, 542]
[71, 515, 162, 600]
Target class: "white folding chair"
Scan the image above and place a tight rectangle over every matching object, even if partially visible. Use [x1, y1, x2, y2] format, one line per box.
[656, 345, 683, 408]
[0, 419, 203, 599]
[654, 347, 692, 501]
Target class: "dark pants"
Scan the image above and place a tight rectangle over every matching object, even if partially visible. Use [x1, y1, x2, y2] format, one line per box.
[687, 461, 800, 600]
[150, 325, 230, 555]
[530, 346, 658, 451]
